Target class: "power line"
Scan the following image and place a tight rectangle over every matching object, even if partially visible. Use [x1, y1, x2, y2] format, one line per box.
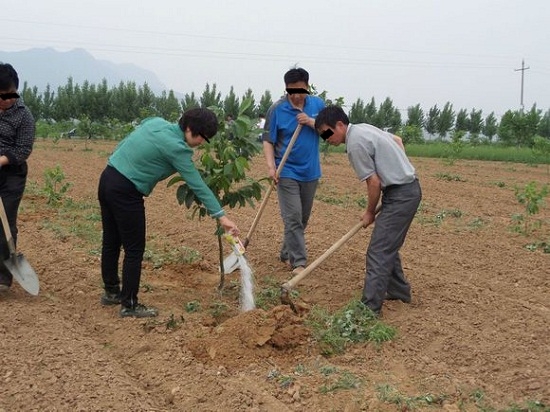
[2, 36, 515, 71]
[0, 17, 532, 63]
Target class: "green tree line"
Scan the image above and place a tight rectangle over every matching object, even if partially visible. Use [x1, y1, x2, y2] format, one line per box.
[21, 78, 275, 123]
[21, 77, 550, 147]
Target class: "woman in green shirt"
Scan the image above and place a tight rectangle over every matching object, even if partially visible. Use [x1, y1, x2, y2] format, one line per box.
[98, 108, 239, 318]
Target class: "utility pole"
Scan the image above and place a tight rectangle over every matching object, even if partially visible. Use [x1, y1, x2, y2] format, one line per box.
[514, 59, 530, 111]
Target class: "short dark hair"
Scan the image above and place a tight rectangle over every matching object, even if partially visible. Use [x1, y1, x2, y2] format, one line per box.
[179, 108, 218, 139]
[315, 106, 350, 130]
[0, 63, 19, 90]
[284, 67, 309, 85]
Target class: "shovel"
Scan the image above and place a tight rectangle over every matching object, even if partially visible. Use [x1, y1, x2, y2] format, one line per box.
[0, 197, 39, 295]
[280, 205, 381, 311]
[222, 124, 303, 274]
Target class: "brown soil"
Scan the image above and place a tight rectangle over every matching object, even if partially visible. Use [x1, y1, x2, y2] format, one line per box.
[1, 139, 549, 411]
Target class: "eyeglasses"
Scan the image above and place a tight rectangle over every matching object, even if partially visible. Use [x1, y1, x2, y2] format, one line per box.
[199, 132, 210, 143]
[320, 129, 334, 141]
[285, 88, 310, 95]
[0, 92, 20, 100]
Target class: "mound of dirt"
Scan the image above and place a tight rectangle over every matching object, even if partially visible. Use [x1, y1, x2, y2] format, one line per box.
[188, 306, 311, 368]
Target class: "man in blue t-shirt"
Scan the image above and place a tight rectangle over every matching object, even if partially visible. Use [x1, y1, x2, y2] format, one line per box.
[262, 67, 325, 274]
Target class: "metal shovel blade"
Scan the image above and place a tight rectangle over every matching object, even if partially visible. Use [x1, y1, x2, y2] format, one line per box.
[221, 252, 241, 274]
[4, 252, 39, 296]
[220, 234, 246, 274]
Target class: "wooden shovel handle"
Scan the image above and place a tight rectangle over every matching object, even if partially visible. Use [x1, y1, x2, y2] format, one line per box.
[244, 124, 303, 243]
[282, 222, 363, 290]
[0, 197, 16, 255]
[281, 204, 382, 291]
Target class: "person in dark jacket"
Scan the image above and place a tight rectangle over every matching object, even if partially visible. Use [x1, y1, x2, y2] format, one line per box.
[0, 63, 35, 292]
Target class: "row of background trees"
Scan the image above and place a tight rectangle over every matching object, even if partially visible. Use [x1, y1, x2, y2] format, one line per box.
[20, 77, 550, 147]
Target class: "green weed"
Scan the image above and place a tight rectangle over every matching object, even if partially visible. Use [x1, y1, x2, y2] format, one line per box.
[165, 314, 185, 330]
[356, 196, 367, 208]
[435, 172, 466, 182]
[468, 217, 487, 229]
[266, 369, 294, 389]
[319, 370, 362, 393]
[319, 365, 338, 376]
[277, 375, 295, 389]
[419, 208, 464, 227]
[255, 277, 298, 310]
[524, 241, 550, 253]
[294, 364, 311, 376]
[512, 181, 548, 235]
[504, 400, 548, 412]
[209, 301, 229, 320]
[143, 245, 201, 269]
[306, 300, 397, 356]
[185, 300, 201, 313]
[43, 164, 72, 205]
[38, 199, 102, 249]
[376, 384, 446, 409]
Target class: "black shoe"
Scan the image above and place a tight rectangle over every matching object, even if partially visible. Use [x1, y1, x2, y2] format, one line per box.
[0, 271, 12, 290]
[120, 303, 158, 318]
[360, 300, 381, 318]
[100, 292, 121, 306]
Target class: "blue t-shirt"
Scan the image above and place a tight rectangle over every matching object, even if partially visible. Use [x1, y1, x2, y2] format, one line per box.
[263, 95, 325, 181]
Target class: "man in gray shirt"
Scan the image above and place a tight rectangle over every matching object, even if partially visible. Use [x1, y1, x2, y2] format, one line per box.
[315, 106, 422, 317]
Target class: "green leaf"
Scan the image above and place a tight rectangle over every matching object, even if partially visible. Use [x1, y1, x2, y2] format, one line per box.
[167, 174, 183, 187]
[223, 162, 233, 177]
[184, 188, 196, 208]
[239, 98, 253, 116]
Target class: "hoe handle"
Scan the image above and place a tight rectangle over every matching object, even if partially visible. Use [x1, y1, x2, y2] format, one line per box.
[281, 205, 381, 292]
[282, 222, 364, 290]
[244, 124, 303, 242]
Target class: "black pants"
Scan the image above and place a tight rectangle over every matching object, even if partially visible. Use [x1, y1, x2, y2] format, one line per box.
[98, 166, 146, 308]
[0, 163, 28, 286]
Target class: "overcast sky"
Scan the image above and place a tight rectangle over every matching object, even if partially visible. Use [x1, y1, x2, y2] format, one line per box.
[2, 0, 549, 117]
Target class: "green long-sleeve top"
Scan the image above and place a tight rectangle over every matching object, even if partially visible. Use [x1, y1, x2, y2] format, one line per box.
[108, 117, 224, 218]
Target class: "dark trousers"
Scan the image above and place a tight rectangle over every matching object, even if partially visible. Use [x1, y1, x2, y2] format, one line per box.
[0, 163, 28, 286]
[362, 179, 422, 313]
[98, 166, 146, 308]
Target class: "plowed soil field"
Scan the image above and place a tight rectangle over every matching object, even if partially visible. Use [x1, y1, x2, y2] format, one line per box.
[1, 139, 549, 411]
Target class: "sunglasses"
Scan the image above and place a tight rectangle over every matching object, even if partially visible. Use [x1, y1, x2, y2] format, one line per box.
[0, 92, 20, 100]
[320, 129, 334, 141]
[285, 88, 310, 95]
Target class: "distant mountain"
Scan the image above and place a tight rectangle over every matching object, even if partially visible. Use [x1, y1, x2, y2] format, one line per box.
[0, 48, 167, 93]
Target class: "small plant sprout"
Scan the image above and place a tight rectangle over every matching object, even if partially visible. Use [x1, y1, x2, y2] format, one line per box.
[513, 181, 548, 235]
[167, 99, 263, 290]
[165, 314, 185, 330]
[43, 164, 72, 205]
[185, 300, 201, 313]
